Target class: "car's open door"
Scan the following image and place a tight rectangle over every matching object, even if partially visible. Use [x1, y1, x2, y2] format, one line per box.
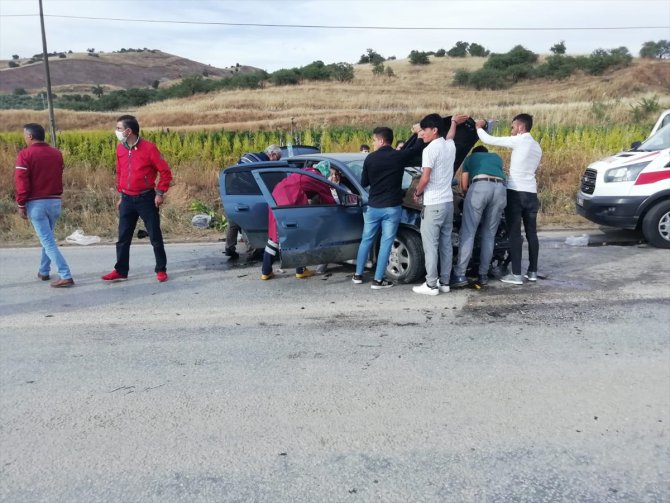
[252, 167, 364, 269]
[219, 162, 288, 249]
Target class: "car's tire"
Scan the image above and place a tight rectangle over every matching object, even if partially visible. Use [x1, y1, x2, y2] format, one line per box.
[385, 228, 424, 284]
[642, 200, 670, 249]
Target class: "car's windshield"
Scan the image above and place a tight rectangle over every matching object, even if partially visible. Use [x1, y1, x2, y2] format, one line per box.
[345, 160, 418, 190]
[345, 160, 364, 182]
[638, 123, 670, 151]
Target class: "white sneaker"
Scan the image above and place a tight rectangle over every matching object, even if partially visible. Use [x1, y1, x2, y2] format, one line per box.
[413, 282, 439, 296]
[501, 273, 524, 285]
[437, 280, 450, 293]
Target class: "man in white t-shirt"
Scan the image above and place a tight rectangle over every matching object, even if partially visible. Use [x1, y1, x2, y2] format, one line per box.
[411, 113, 468, 295]
[475, 113, 542, 285]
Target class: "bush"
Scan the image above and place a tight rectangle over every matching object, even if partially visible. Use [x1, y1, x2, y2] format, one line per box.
[447, 41, 469, 58]
[270, 68, 301, 86]
[435, 49, 446, 57]
[327, 62, 354, 82]
[301, 60, 332, 81]
[452, 69, 471, 86]
[583, 47, 632, 75]
[468, 43, 489, 57]
[534, 54, 578, 80]
[385, 66, 396, 78]
[485, 45, 538, 70]
[13, 88, 27, 96]
[409, 50, 430, 65]
[629, 96, 660, 122]
[505, 63, 535, 83]
[372, 62, 385, 76]
[8, 61, 18, 68]
[467, 68, 507, 90]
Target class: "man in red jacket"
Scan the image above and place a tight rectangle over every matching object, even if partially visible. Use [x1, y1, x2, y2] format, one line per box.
[15, 123, 74, 288]
[102, 115, 173, 282]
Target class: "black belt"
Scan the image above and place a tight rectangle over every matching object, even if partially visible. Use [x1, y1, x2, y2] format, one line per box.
[472, 177, 505, 184]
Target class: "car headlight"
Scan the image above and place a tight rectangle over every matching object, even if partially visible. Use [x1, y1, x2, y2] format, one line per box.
[604, 161, 649, 183]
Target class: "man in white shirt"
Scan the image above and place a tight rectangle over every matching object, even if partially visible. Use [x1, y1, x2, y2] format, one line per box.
[412, 113, 468, 295]
[475, 113, 542, 285]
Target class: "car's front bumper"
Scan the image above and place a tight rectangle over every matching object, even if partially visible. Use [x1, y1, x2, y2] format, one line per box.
[576, 194, 646, 229]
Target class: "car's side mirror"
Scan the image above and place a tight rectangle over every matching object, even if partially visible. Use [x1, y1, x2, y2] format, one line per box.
[342, 193, 361, 207]
[630, 141, 642, 150]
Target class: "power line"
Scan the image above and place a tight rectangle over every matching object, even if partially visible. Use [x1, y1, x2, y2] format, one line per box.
[1, 14, 668, 31]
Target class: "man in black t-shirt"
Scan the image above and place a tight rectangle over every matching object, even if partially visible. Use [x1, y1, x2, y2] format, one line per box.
[352, 126, 422, 289]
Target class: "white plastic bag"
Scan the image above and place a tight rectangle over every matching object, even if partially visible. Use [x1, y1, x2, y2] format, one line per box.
[65, 229, 101, 246]
[565, 234, 589, 246]
[191, 214, 212, 229]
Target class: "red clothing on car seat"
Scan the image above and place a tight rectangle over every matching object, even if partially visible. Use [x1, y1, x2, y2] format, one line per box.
[268, 167, 336, 242]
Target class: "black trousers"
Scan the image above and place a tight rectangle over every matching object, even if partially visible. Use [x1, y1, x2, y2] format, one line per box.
[115, 191, 166, 275]
[505, 189, 539, 275]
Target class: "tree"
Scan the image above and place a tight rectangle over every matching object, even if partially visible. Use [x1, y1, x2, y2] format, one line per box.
[640, 40, 670, 59]
[13, 88, 28, 95]
[327, 62, 354, 82]
[151, 80, 160, 89]
[358, 48, 384, 65]
[12, 54, 19, 60]
[468, 43, 490, 57]
[447, 41, 469, 58]
[91, 85, 104, 98]
[409, 50, 430, 65]
[435, 49, 446, 57]
[550, 41, 567, 55]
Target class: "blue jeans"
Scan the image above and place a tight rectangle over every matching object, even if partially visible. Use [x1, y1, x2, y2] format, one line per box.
[454, 181, 507, 277]
[420, 202, 453, 287]
[26, 199, 72, 280]
[355, 205, 402, 281]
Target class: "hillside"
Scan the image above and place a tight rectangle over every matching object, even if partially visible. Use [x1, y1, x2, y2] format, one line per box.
[0, 50, 259, 94]
[0, 56, 668, 133]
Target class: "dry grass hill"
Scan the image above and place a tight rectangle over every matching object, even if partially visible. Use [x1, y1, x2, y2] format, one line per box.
[0, 55, 668, 133]
[0, 50, 258, 94]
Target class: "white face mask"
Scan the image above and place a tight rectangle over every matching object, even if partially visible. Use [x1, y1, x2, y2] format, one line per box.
[115, 130, 126, 142]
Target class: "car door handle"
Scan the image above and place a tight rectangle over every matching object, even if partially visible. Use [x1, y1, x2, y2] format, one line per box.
[235, 204, 250, 211]
[284, 222, 298, 228]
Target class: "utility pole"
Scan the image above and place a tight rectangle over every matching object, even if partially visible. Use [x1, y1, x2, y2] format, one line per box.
[38, 0, 57, 146]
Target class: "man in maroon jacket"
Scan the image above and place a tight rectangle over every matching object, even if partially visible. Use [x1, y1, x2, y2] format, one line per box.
[102, 115, 173, 282]
[15, 123, 74, 287]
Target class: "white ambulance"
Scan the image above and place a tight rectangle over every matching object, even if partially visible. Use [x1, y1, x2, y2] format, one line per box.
[576, 112, 670, 248]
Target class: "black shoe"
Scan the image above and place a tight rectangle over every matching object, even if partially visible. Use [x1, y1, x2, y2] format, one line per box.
[478, 275, 489, 286]
[225, 250, 239, 259]
[352, 274, 363, 284]
[371, 279, 394, 289]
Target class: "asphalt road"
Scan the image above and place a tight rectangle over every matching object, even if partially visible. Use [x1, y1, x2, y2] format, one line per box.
[0, 230, 669, 502]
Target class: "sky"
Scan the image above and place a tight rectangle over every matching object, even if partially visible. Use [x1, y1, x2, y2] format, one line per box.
[0, 0, 668, 71]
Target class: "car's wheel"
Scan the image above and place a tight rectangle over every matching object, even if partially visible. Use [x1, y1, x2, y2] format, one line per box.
[642, 200, 670, 249]
[385, 228, 424, 284]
